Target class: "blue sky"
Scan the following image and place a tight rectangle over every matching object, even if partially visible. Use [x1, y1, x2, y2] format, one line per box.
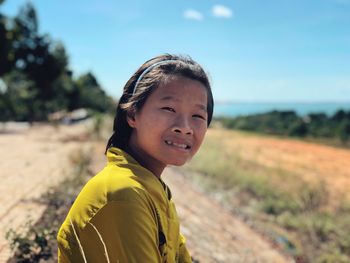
[1, 0, 350, 102]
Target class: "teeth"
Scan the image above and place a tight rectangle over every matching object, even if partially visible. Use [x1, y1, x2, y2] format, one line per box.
[173, 142, 187, 148]
[165, 140, 188, 149]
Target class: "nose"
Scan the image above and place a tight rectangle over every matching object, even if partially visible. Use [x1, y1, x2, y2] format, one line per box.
[171, 115, 193, 135]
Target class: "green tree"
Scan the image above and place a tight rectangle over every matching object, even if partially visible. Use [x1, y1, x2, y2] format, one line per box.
[12, 3, 66, 99]
[0, 1, 114, 121]
[9, 3, 74, 118]
[0, 70, 39, 121]
[288, 120, 308, 137]
[75, 72, 113, 112]
[336, 119, 350, 143]
[49, 71, 75, 112]
[307, 113, 331, 137]
[0, 6, 15, 75]
[332, 110, 346, 122]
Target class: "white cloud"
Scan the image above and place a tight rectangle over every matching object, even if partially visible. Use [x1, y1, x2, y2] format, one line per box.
[183, 9, 204, 21]
[212, 5, 233, 18]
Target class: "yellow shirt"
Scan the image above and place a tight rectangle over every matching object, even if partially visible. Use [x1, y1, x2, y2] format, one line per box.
[57, 147, 192, 263]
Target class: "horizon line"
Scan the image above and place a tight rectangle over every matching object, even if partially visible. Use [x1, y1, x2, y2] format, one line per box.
[215, 100, 350, 104]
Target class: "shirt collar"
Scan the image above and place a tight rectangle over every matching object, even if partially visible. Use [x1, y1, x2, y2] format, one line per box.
[106, 147, 172, 207]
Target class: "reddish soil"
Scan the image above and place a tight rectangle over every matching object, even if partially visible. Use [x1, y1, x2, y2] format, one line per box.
[208, 128, 350, 204]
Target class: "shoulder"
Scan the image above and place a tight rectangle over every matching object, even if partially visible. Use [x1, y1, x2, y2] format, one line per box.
[58, 166, 158, 234]
[95, 165, 151, 203]
[86, 168, 159, 231]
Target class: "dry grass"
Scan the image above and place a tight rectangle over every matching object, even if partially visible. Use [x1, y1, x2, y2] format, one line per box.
[194, 128, 350, 206]
[184, 127, 350, 262]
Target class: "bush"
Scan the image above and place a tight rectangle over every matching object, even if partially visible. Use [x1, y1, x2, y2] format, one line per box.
[6, 222, 54, 262]
[297, 181, 329, 212]
[315, 251, 349, 263]
[215, 109, 350, 144]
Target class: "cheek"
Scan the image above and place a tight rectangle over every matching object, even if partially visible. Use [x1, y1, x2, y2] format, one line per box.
[138, 112, 170, 135]
[194, 124, 207, 146]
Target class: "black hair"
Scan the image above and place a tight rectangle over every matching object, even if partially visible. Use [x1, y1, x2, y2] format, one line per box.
[105, 54, 214, 152]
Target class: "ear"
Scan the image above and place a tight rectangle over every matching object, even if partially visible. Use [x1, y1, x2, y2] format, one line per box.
[126, 110, 136, 128]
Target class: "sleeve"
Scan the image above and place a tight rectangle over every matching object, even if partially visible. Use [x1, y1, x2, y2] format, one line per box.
[79, 201, 162, 263]
[178, 232, 192, 263]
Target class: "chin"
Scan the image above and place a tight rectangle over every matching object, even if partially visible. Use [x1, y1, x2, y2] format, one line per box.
[167, 159, 188, 167]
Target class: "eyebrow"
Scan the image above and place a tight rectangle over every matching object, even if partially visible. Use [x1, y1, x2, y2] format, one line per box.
[160, 96, 207, 112]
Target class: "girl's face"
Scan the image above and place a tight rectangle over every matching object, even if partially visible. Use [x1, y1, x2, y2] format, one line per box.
[127, 76, 208, 177]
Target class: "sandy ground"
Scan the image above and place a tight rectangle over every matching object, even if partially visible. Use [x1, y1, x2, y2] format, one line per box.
[0, 122, 92, 262]
[0, 123, 292, 262]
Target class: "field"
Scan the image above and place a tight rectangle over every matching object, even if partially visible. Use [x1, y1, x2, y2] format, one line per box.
[1, 119, 350, 262]
[0, 120, 290, 263]
[193, 127, 350, 203]
[184, 126, 350, 262]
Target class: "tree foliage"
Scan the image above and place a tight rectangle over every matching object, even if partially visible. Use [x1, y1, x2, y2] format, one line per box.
[217, 109, 350, 144]
[0, 2, 114, 121]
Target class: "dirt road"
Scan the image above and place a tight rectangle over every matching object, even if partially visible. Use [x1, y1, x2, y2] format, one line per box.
[0, 122, 92, 262]
[0, 123, 291, 262]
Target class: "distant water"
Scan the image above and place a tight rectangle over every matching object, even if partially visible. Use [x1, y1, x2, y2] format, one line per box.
[214, 102, 350, 117]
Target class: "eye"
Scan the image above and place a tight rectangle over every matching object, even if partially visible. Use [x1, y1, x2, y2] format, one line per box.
[161, 107, 175, 112]
[193, 114, 206, 120]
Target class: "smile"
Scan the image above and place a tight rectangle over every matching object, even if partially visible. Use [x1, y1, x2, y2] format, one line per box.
[165, 140, 191, 150]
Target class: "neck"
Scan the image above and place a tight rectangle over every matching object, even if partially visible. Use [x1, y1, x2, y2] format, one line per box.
[125, 142, 165, 178]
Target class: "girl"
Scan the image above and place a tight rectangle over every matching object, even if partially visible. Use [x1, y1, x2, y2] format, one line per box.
[57, 54, 214, 263]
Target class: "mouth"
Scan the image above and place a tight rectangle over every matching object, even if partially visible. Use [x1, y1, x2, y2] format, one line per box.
[165, 140, 191, 150]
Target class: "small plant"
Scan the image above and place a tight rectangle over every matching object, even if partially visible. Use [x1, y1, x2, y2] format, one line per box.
[91, 113, 103, 139]
[315, 251, 349, 263]
[261, 195, 300, 215]
[6, 147, 93, 262]
[89, 113, 113, 141]
[69, 147, 92, 178]
[6, 222, 55, 262]
[297, 180, 329, 212]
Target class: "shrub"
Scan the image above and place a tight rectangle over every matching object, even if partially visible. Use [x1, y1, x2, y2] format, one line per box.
[6, 222, 55, 262]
